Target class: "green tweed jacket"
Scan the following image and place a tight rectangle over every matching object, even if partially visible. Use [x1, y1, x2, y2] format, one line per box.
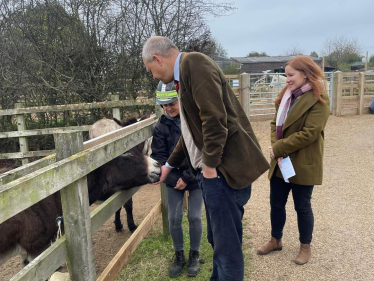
[269, 90, 330, 185]
[167, 52, 269, 189]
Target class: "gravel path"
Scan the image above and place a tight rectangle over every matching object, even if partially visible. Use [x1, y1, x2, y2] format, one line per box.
[243, 114, 374, 281]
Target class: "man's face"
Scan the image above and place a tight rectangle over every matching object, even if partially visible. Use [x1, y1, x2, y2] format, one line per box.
[143, 55, 173, 84]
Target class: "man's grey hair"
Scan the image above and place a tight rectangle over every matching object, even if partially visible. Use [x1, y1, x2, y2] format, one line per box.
[142, 36, 179, 62]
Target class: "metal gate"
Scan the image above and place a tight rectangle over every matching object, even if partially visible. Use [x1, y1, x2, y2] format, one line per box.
[247, 72, 334, 118]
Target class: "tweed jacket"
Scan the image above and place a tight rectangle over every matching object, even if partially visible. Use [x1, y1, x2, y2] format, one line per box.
[269, 90, 330, 185]
[167, 52, 269, 189]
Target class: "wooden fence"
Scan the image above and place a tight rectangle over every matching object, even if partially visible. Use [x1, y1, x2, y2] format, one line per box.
[0, 116, 169, 281]
[332, 72, 374, 116]
[0, 95, 155, 164]
[226, 72, 374, 118]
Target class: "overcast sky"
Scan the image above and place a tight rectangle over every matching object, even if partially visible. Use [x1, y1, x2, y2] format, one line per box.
[207, 0, 374, 58]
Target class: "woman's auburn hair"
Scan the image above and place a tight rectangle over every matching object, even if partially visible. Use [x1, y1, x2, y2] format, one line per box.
[274, 55, 327, 105]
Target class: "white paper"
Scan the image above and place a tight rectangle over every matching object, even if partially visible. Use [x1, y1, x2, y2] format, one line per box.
[279, 157, 296, 183]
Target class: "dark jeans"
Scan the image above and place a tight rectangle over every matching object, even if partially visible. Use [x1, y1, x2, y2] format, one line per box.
[167, 186, 203, 251]
[270, 175, 314, 244]
[196, 171, 251, 281]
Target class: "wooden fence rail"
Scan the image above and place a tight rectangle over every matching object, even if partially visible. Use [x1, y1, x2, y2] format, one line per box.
[0, 117, 168, 281]
[332, 72, 374, 116]
[0, 95, 155, 161]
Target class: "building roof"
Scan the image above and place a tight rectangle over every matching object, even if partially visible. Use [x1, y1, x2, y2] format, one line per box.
[231, 55, 321, 64]
[351, 61, 364, 66]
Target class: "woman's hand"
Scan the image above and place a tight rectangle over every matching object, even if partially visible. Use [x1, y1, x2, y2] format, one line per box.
[174, 178, 187, 190]
[269, 146, 275, 159]
[277, 157, 283, 168]
[203, 166, 217, 179]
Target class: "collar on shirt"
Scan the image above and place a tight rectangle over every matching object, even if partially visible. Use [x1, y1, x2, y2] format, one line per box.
[173, 52, 182, 82]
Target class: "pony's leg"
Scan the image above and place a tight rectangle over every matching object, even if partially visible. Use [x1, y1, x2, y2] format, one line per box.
[124, 197, 137, 232]
[114, 208, 124, 232]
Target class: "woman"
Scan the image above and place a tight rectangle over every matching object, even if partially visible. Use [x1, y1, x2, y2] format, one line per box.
[257, 56, 330, 265]
[151, 81, 203, 277]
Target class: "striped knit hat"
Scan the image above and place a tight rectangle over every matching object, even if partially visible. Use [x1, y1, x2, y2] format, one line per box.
[156, 81, 178, 105]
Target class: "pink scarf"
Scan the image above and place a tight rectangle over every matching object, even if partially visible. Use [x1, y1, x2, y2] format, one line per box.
[276, 83, 312, 140]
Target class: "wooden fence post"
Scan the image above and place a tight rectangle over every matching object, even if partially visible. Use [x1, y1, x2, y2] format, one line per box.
[160, 182, 170, 240]
[335, 72, 343, 117]
[54, 131, 96, 281]
[15, 103, 29, 165]
[155, 101, 170, 239]
[111, 94, 121, 120]
[239, 73, 251, 119]
[358, 72, 365, 115]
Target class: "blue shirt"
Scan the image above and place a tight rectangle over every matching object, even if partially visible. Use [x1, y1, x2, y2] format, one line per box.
[165, 52, 182, 170]
[174, 52, 182, 82]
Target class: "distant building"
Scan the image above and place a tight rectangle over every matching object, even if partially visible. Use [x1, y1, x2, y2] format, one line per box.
[351, 62, 364, 71]
[231, 56, 323, 74]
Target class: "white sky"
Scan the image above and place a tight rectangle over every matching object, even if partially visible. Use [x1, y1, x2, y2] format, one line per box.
[207, 0, 374, 58]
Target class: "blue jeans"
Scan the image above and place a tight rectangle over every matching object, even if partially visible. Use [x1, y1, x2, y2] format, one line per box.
[167, 186, 203, 251]
[270, 176, 314, 244]
[196, 171, 251, 281]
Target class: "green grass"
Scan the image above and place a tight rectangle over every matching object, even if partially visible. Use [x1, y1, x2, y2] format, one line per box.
[116, 209, 253, 281]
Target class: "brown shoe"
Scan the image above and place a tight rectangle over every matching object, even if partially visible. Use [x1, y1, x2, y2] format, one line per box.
[294, 243, 311, 265]
[257, 237, 283, 255]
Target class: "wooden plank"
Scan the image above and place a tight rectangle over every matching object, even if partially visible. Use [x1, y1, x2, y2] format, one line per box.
[10, 237, 67, 281]
[97, 201, 162, 281]
[0, 150, 54, 159]
[55, 132, 96, 281]
[0, 154, 56, 185]
[341, 107, 358, 115]
[358, 73, 365, 115]
[336, 72, 343, 116]
[0, 100, 155, 116]
[0, 122, 156, 224]
[160, 182, 169, 240]
[0, 125, 91, 138]
[15, 103, 29, 165]
[239, 73, 251, 119]
[111, 95, 121, 120]
[90, 186, 142, 233]
[225, 75, 240, 79]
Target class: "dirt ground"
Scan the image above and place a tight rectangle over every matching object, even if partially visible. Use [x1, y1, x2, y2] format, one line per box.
[244, 114, 374, 281]
[1, 114, 373, 281]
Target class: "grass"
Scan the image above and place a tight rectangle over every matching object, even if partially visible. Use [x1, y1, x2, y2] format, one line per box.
[116, 208, 254, 281]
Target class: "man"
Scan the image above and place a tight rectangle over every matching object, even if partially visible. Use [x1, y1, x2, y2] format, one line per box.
[143, 36, 269, 281]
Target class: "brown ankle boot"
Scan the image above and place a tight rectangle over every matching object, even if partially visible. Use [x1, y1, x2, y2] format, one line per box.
[257, 237, 282, 255]
[294, 243, 311, 265]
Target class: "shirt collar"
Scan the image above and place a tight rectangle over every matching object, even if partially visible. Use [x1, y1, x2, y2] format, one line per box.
[173, 52, 182, 82]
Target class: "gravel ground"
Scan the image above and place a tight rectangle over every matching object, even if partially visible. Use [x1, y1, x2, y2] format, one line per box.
[244, 114, 374, 281]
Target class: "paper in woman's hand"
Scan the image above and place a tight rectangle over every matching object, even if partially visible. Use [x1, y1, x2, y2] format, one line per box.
[279, 157, 296, 183]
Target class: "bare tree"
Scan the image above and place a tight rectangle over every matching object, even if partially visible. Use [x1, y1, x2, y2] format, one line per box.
[322, 36, 362, 69]
[282, 45, 304, 56]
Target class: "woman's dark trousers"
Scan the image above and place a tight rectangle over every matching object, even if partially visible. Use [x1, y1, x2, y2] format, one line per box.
[270, 176, 314, 244]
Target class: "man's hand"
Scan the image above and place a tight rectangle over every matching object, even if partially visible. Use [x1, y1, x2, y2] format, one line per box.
[203, 166, 217, 179]
[174, 178, 187, 190]
[152, 165, 172, 185]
